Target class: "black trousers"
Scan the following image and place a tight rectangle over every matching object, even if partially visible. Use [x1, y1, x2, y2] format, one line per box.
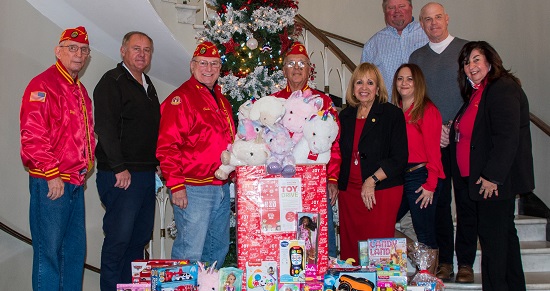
[453, 177, 478, 267]
[478, 198, 525, 291]
[436, 146, 455, 264]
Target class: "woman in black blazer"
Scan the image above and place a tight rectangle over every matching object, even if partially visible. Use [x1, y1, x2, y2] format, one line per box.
[451, 41, 534, 290]
[337, 63, 408, 263]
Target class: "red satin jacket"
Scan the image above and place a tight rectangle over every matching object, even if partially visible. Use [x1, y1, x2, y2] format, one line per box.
[20, 60, 95, 186]
[272, 84, 342, 184]
[156, 77, 235, 191]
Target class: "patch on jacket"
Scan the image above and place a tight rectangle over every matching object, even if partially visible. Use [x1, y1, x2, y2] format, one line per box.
[29, 91, 46, 102]
[171, 96, 181, 105]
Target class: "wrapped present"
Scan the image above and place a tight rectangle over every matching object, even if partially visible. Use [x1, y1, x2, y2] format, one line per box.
[407, 242, 444, 291]
[236, 165, 328, 282]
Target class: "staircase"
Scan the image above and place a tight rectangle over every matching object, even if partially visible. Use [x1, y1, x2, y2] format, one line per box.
[442, 215, 550, 291]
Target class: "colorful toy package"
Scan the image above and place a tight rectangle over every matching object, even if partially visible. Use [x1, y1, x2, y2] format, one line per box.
[376, 275, 407, 291]
[323, 270, 376, 291]
[219, 267, 244, 291]
[132, 259, 190, 283]
[279, 239, 306, 283]
[359, 238, 407, 276]
[236, 165, 329, 282]
[296, 212, 320, 266]
[151, 263, 199, 291]
[116, 283, 151, 291]
[246, 261, 278, 291]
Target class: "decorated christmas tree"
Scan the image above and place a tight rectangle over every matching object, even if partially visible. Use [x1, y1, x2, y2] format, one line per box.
[198, 0, 301, 112]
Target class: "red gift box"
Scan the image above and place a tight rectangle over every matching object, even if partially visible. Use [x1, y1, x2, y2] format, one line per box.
[236, 165, 328, 281]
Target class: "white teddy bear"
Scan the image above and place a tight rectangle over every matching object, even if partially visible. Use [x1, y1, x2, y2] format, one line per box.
[214, 136, 270, 180]
[248, 95, 286, 129]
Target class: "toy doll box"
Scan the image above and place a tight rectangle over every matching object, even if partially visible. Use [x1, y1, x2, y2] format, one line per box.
[236, 165, 328, 279]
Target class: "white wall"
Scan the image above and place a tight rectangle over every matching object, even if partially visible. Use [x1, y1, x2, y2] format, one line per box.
[1, 0, 549, 290]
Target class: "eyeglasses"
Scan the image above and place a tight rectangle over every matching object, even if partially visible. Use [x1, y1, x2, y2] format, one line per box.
[129, 46, 152, 55]
[284, 60, 310, 68]
[192, 60, 222, 68]
[59, 45, 91, 55]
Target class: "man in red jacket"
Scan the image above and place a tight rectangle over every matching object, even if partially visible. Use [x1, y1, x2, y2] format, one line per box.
[271, 42, 341, 257]
[20, 26, 95, 290]
[157, 41, 235, 267]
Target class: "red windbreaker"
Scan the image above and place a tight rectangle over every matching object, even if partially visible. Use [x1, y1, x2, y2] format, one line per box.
[156, 77, 235, 191]
[20, 61, 95, 186]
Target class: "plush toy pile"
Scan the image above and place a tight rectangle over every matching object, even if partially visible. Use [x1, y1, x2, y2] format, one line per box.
[214, 89, 339, 180]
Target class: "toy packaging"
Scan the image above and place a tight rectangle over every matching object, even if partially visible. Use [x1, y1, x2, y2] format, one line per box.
[279, 283, 300, 291]
[376, 275, 407, 291]
[236, 165, 329, 281]
[132, 259, 190, 283]
[151, 263, 199, 291]
[300, 280, 324, 291]
[219, 267, 244, 291]
[246, 261, 278, 291]
[279, 239, 306, 283]
[359, 238, 407, 276]
[323, 270, 376, 291]
[116, 283, 151, 291]
[296, 212, 319, 266]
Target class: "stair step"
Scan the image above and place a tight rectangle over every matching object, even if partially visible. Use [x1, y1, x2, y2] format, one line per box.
[442, 272, 550, 291]
[515, 215, 548, 242]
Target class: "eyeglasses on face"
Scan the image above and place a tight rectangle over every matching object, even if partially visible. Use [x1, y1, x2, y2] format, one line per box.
[59, 45, 91, 55]
[192, 59, 222, 68]
[284, 60, 310, 68]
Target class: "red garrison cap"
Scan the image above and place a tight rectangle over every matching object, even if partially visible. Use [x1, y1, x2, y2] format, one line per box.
[286, 42, 309, 58]
[193, 41, 220, 58]
[59, 26, 89, 45]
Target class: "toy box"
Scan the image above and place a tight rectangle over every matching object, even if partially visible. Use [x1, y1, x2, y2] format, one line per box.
[116, 283, 151, 291]
[219, 267, 244, 291]
[296, 212, 320, 266]
[245, 261, 278, 291]
[279, 240, 306, 283]
[236, 165, 328, 281]
[151, 263, 198, 291]
[132, 259, 190, 283]
[323, 270, 376, 291]
[359, 238, 407, 276]
[279, 283, 300, 291]
[376, 275, 407, 291]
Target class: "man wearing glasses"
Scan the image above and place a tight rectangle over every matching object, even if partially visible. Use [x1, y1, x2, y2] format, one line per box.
[272, 42, 341, 259]
[157, 41, 235, 267]
[93, 31, 160, 290]
[20, 26, 95, 290]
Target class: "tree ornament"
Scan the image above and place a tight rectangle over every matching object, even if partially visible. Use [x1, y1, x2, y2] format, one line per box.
[246, 37, 259, 50]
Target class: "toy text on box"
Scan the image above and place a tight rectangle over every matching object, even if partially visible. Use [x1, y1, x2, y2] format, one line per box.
[359, 238, 407, 276]
[236, 165, 329, 282]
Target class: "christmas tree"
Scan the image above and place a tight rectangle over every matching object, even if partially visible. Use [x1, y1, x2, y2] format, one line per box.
[199, 0, 300, 112]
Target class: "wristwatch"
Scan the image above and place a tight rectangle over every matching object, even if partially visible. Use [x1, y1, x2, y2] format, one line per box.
[371, 174, 380, 184]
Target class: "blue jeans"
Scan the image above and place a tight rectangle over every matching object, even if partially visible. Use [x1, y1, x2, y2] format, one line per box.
[327, 193, 337, 258]
[396, 166, 440, 249]
[171, 184, 230, 267]
[29, 176, 86, 291]
[96, 170, 156, 291]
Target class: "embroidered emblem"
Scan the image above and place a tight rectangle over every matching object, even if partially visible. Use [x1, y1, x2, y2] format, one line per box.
[71, 31, 79, 38]
[29, 91, 46, 102]
[171, 96, 181, 105]
[203, 107, 211, 111]
[200, 47, 206, 54]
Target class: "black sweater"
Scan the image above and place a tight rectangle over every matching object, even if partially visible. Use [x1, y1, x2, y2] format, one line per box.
[93, 62, 161, 173]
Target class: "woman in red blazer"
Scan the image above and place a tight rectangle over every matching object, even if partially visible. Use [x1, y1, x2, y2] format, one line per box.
[450, 41, 534, 290]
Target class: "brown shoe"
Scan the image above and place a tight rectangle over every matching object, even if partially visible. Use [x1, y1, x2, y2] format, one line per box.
[435, 263, 454, 281]
[455, 265, 474, 283]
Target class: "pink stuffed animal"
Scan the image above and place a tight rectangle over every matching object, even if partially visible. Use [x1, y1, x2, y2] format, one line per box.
[198, 261, 219, 291]
[281, 89, 323, 144]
